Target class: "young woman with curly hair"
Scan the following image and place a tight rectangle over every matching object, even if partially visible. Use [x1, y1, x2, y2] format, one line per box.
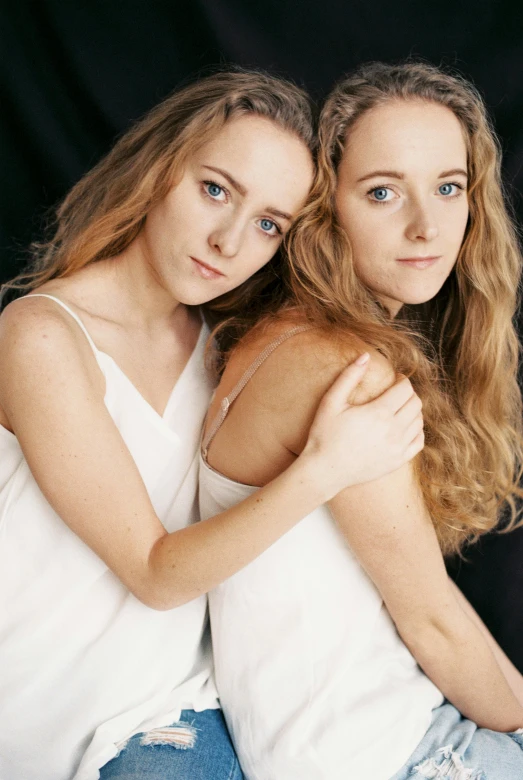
[200, 62, 523, 779]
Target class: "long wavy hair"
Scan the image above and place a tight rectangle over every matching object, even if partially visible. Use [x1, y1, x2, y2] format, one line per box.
[280, 61, 523, 554]
[0, 67, 316, 329]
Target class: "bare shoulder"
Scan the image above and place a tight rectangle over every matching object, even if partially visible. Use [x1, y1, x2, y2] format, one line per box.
[0, 297, 104, 424]
[217, 318, 398, 458]
[0, 296, 98, 373]
[225, 318, 396, 410]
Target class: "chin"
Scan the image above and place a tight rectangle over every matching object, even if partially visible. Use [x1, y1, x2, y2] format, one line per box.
[173, 281, 227, 307]
[398, 282, 449, 306]
[402, 294, 436, 306]
[177, 292, 220, 307]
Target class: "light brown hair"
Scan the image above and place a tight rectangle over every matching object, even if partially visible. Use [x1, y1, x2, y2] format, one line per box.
[1, 66, 316, 329]
[286, 61, 523, 554]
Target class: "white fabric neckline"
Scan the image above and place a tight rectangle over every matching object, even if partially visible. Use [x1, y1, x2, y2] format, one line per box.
[22, 293, 206, 425]
[199, 451, 259, 492]
[98, 325, 206, 424]
[1, 294, 219, 780]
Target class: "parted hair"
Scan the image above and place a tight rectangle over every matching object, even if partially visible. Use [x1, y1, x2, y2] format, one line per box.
[1, 66, 316, 320]
[286, 61, 523, 554]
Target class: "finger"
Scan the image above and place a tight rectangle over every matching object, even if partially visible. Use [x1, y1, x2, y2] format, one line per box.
[372, 375, 415, 414]
[316, 354, 370, 414]
[394, 393, 423, 427]
[403, 431, 425, 461]
[402, 413, 424, 445]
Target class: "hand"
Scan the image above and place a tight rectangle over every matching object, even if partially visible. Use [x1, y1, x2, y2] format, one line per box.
[300, 353, 424, 500]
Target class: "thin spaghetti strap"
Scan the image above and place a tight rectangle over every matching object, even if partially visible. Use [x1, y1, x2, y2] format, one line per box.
[202, 325, 313, 460]
[21, 294, 99, 356]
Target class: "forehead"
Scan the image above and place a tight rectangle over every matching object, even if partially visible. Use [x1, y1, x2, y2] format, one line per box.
[190, 115, 313, 195]
[339, 99, 467, 177]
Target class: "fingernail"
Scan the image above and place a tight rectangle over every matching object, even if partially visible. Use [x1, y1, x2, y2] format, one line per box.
[355, 352, 369, 366]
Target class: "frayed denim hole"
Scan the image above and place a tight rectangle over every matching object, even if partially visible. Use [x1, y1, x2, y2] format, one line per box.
[113, 737, 130, 758]
[139, 721, 198, 750]
[411, 744, 484, 780]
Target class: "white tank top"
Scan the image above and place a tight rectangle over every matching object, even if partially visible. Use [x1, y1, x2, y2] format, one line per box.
[199, 328, 444, 780]
[0, 295, 219, 780]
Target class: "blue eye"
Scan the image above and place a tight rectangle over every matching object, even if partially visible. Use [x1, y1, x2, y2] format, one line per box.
[257, 218, 281, 237]
[369, 187, 393, 202]
[439, 183, 458, 196]
[206, 182, 223, 199]
[260, 219, 275, 232]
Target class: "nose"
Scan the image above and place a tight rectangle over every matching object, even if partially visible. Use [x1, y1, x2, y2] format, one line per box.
[405, 200, 439, 243]
[208, 217, 244, 258]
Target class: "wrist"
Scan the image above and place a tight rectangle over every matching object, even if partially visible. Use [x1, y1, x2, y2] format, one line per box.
[291, 448, 336, 505]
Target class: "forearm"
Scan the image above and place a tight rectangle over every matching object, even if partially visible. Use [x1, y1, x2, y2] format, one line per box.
[402, 614, 523, 732]
[146, 455, 326, 609]
[449, 579, 523, 707]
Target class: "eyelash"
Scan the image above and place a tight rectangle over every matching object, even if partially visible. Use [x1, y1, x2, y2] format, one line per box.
[259, 219, 282, 238]
[437, 182, 465, 198]
[201, 180, 282, 238]
[366, 186, 393, 205]
[202, 180, 229, 203]
[366, 182, 466, 205]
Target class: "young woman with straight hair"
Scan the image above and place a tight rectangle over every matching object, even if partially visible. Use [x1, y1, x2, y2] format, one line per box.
[200, 61, 523, 779]
[0, 68, 424, 780]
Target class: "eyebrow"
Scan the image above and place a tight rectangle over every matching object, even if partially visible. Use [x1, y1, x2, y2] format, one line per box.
[356, 170, 405, 183]
[202, 164, 292, 222]
[438, 168, 468, 179]
[203, 165, 248, 196]
[356, 168, 468, 183]
[264, 207, 292, 222]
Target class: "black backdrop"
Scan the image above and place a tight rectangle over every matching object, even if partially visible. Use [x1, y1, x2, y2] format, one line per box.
[2, 0, 523, 669]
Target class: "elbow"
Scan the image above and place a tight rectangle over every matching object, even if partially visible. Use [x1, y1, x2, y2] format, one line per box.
[129, 539, 200, 611]
[132, 588, 179, 611]
[130, 583, 190, 611]
[129, 573, 192, 611]
[397, 612, 465, 665]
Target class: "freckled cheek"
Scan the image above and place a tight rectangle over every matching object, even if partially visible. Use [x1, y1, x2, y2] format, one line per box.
[341, 198, 403, 247]
[185, 198, 215, 230]
[445, 208, 469, 254]
[350, 236, 384, 283]
[458, 207, 470, 243]
[346, 214, 390, 264]
[233, 239, 279, 284]
[384, 198, 404, 216]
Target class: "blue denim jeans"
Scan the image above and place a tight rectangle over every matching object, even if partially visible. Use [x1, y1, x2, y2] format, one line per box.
[99, 709, 244, 780]
[390, 702, 523, 779]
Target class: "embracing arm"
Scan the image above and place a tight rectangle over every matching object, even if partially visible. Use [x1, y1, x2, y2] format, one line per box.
[328, 357, 523, 733]
[0, 302, 421, 610]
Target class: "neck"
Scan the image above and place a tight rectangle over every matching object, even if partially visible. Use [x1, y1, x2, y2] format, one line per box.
[100, 234, 183, 328]
[377, 294, 403, 319]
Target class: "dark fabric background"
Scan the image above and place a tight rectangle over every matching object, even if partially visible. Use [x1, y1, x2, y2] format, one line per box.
[2, 1, 523, 669]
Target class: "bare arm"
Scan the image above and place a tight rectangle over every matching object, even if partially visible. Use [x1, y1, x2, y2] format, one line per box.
[328, 356, 523, 733]
[0, 302, 422, 610]
[449, 579, 523, 708]
[199, 325, 523, 731]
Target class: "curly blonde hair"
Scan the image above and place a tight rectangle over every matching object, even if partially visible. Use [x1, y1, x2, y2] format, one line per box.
[285, 61, 523, 554]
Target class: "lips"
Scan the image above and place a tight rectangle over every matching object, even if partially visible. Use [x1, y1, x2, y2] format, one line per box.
[396, 256, 441, 270]
[190, 257, 225, 279]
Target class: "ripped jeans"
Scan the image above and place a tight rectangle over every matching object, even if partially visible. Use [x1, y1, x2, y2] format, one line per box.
[390, 702, 523, 780]
[99, 709, 244, 780]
